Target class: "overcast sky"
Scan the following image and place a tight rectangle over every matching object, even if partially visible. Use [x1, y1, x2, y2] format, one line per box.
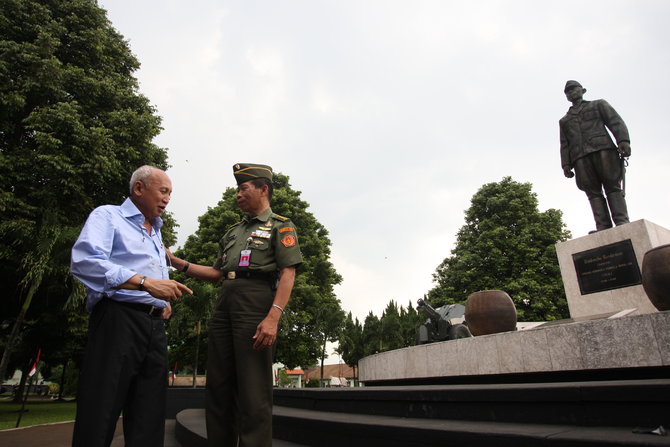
[99, 0, 670, 323]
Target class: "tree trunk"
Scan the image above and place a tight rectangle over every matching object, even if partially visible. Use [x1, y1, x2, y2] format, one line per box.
[58, 360, 68, 401]
[319, 336, 326, 386]
[192, 321, 201, 388]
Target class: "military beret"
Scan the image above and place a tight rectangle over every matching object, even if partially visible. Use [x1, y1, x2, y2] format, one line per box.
[233, 163, 273, 185]
[564, 80, 584, 93]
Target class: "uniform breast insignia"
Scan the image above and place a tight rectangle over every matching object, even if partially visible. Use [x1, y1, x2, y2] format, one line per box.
[253, 240, 265, 246]
[258, 226, 271, 231]
[273, 214, 288, 222]
[281, 234, 296, 247]
[279, 227, 294, 233]
[251, 231, 271, 239]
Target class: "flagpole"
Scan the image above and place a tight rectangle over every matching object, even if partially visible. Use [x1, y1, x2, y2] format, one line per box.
[16, 348, 41, 428]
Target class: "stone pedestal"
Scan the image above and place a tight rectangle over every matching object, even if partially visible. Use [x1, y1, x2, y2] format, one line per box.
[555, 219, 670, 318]
[358, 311, 670, 382]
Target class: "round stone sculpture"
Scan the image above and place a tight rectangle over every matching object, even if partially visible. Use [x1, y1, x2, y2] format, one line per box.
[641, 244, 670, 311]
[464, 290, 517, 336]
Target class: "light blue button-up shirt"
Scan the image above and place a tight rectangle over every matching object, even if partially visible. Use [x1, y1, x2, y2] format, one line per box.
[71, 198, 170, 312]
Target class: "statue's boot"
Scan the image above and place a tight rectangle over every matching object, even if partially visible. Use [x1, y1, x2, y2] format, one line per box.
[589, 196, 613, 232]
[607, 191, 630, 226]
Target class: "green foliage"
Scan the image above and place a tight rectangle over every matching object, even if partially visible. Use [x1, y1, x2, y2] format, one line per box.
[42, 360, 79, 397]
[48, 382, 59, 395]
[428, 177, 571, 321]
[170, 173, 343, 369]
[337, 312, 365, 368]
[160, 212, 179, 248]
[166, 282, 214, 374]
[338, 298, 425, 366]
[277, 369, 292, 388]
[400, 300, 424, 346]
[0, 0, 167, 231]
[0, 0, 170, 384]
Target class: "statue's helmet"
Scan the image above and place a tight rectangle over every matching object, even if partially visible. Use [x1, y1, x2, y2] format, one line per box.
[564, 80, 585, 93]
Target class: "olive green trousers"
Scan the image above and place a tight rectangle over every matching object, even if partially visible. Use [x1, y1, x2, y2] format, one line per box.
[206, 278, 275, 447]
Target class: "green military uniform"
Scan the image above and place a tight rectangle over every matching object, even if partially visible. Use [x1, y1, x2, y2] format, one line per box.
[212, 208, 302, 276]
[206, 164, 302, 447]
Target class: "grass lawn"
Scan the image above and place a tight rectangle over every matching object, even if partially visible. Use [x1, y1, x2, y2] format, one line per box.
[0, 398, 76, 430]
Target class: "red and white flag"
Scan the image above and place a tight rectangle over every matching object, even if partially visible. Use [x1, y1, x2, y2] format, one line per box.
[28, 349, 41, 377]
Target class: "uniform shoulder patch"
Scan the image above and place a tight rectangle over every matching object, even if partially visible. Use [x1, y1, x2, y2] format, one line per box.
[272, 214, 289, 222]
[281, 234, 297, 247]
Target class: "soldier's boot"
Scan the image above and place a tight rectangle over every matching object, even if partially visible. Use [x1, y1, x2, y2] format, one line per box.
[589, 196, 613, 232]
[606, 191, 630, 226]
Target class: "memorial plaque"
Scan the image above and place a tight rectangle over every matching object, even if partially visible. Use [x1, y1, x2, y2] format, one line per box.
[572, 239, 641, 295]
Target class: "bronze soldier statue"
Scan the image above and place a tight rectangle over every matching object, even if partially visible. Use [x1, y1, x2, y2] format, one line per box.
[560, 80, 631, 232]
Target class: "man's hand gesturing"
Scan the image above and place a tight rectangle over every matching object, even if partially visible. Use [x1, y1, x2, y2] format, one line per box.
[144, 277, 193, 301]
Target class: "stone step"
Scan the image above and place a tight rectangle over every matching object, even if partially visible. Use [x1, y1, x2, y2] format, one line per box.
[175, 409, 307, 447]
[274, 379, 670, 428]
[175, 407, 670, 447]
[273, 405, 670, 447]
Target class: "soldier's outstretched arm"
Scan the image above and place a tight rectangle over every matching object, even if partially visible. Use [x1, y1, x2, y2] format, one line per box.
[166, 249, 223, 283]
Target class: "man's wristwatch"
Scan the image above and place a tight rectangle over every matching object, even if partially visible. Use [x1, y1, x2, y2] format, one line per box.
[138, 275, 147, 291]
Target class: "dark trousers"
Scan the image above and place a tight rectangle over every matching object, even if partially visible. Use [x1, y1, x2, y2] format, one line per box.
[206, 279, 275, 447]
[72, 299, 167, 447]
[574, 149, 623, 199]
[574, 149, 629, 229]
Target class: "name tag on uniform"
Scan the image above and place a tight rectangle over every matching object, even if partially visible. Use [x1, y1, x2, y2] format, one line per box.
[239, 249, 251, 267]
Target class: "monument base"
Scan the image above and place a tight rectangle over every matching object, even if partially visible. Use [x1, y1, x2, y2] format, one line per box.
[358, 311, 670, 383]
[555, 219, 670, 318]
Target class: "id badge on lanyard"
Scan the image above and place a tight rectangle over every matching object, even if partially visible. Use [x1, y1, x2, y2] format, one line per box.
[238, 237, 253, 267]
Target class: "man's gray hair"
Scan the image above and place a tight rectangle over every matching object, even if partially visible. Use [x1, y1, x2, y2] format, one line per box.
[129, 165, 158, 195]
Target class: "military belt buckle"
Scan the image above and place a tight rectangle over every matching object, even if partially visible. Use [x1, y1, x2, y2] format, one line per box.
[227, 272, 236, 280]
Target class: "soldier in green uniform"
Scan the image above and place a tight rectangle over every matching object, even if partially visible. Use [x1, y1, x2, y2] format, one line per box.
[167, 163, 302, 446]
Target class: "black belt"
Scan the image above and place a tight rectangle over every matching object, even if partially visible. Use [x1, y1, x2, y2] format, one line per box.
[224, 270, 274, 281]
[114, 300, 164, 317]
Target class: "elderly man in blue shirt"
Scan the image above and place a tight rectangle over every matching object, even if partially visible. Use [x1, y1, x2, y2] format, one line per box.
[70, 165, 192, 447]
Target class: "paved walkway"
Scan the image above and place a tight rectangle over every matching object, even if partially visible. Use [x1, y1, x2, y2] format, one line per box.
[0, 419, 179, 447]
[0, 419, 304, 446]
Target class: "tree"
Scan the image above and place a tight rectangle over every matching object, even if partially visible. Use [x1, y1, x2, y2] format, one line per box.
[345, 299, 426, 363]
[428, 177, 571, 321]
[0, 214, 86, 383]
[361, 312, 382, 356]
[0, 0, 170, 382]
[314, 296, 345, 383]
[171, 173, 343, 369]
[165, 280, 216, 381]
[0, 0, 168, 226]
[277, 369, 292, 388]
[400, 300, 424, 347]
[380, 301, 404, 351]
[337, 312, 364, 379]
